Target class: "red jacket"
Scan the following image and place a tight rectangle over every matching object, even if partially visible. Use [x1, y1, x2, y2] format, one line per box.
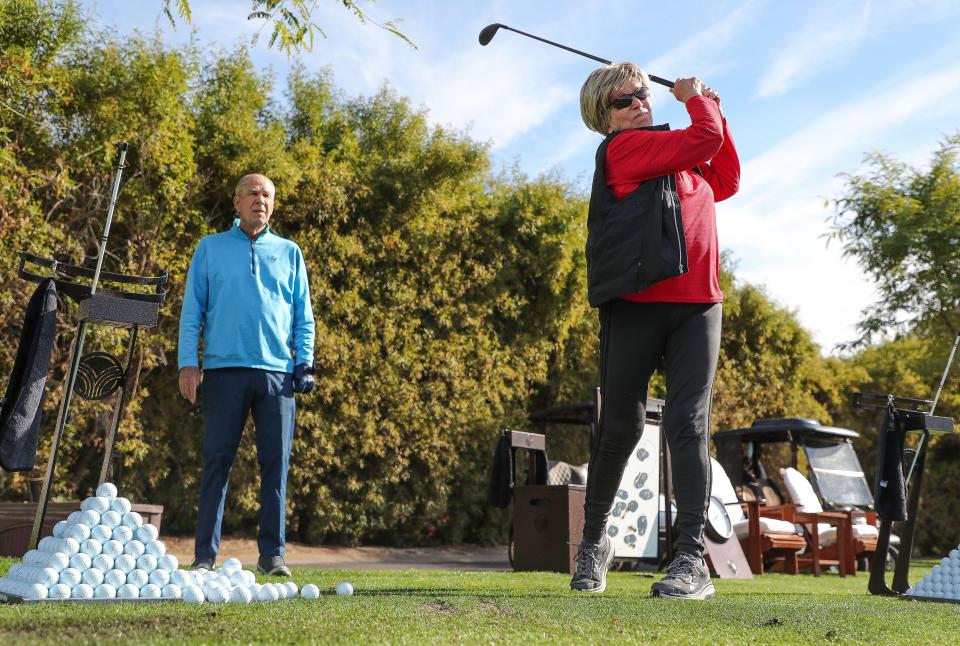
[605, 96, 740, 302]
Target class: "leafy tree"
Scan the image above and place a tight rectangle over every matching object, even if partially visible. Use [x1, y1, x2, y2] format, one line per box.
[161, 0, 414, 57]
[830, 136, 960, 346]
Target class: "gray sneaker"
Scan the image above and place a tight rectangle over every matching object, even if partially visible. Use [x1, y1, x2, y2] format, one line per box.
[651, 552, 715, 600]
[570, 535, 615, 593]
[257, 555, 292, 577]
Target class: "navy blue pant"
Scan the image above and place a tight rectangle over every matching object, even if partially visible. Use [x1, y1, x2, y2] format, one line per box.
[195, 368, 295, 561]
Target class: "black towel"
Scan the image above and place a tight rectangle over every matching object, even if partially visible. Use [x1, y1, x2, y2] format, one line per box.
[875, 403, 908, 521]
[487, 432, 513, 508]
[0, 279, 58, 472]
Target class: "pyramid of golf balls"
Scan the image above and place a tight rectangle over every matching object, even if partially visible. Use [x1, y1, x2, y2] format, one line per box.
[905, 547, 960, 601]
[0, 483, 341, 603]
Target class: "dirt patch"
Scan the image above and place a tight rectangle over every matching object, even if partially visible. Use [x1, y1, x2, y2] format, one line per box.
[477, 601, 514, 617]
[422, 600, 457, 616]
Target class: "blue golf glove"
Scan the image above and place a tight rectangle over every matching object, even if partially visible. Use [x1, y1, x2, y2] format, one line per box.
[293, 363, 315, 394]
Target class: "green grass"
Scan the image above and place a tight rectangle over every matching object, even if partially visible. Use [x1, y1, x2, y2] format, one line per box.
[1, 558, 958, 644]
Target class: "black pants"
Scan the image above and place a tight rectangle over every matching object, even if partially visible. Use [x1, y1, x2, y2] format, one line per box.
[582, 300, 721, 558]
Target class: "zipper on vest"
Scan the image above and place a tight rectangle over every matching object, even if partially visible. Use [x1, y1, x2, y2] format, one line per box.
[250, 238, 256, 276]
[669, 174, 686, 274]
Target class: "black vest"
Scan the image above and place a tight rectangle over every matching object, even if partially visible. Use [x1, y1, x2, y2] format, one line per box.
[585, 125, 688, 307]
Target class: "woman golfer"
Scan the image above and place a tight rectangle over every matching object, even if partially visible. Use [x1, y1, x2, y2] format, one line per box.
[571, 63, 739, 599]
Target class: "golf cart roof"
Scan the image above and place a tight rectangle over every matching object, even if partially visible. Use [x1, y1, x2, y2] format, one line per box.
[714, 418, 859, 444]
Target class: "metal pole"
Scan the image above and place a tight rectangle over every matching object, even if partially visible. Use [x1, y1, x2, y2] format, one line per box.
[90, 142, 128, 295]
[98, 325, 139, 485]
[905, 334, 959, 483]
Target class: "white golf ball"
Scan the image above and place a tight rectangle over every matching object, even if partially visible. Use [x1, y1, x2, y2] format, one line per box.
[157, 554, 178, 573]
[229, 570, 247, 587]
[257, 584, 279, 602]
[144, 540, 166, 559]
[94, 583, 117, 599]
[117, 583, 140, 599]
[135, 524, 159, 543]
[80, 538, 103, 557]
[202, 570, 219, 583]
[67, 511, 82, 524]
[170, 570, 191, 588]
[24, 583, 48, 600]
[335, 581, 354, 596]
[123, 540, 145, 558]
[161, 583, 182, 599]
[110, 497, 132, 515]
[58, 567, 82, 588]
[112, 525, 133, 544]
[77, 510, 100, 527]
[24, 549, 67, 571]
[222, 558, 242, 574]
[63, 537, 81, 555]
[63, 524, 91, 543]
[206, 585, 228, 603]
[148, 569, 170, 587]
[105, 568, 127, 588]
[92, 554, 115, 573]
[71, 583, 94, 599]
[300, 583, 320, 599]
[81, 496, 111, 514]
[53, 520, 69, 538]
[37, 536, 58, 552]
[114, 554, 136, 574]
[96, 482, 118, 499]
[100, 510, 122, 529]
[183, 585, 205, 604]
[81, 568, 104, 587]
[140, 583, 161, 599]
[284, 582, 299, 597]
[275, 583, 288, 599]
[136, 554, 157, 573]
[127, 569, 149, 589]
[69, 552, 92, 572]
[230, 586, 253, 604]
[102, 539, 124, 558]
[48, 583, 72, 600]
[121, 511, 143, 530]
[91, 524, 113, 544]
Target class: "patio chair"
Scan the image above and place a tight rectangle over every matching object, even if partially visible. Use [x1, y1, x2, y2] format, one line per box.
[710, 458, 806, 575]
[780, 466, 873, 576]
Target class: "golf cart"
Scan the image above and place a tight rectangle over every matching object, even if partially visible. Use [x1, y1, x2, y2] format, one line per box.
[714, 418, 894, 573]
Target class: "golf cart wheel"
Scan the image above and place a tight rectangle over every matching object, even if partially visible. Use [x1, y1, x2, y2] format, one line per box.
[859, 546, 898, 572]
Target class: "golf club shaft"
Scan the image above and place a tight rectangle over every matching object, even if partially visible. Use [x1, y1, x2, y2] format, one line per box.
[90, 142, 128, 296]
[905, 333, 959, 482]
[483, 24, 674, 88]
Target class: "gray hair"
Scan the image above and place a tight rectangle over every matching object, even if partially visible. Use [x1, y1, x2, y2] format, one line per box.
[234, 174, 275, 198]
[579, 62, 650, 134]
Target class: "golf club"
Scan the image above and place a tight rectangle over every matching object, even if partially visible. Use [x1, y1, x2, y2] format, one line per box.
[478, 23, 675, 88]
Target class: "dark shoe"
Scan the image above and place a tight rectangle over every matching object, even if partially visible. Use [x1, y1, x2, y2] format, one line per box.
[191, 557, 215, 570]
[257, 555, 292, 576]
[569, 535, 615, 593]
[651, 552, 715, 600]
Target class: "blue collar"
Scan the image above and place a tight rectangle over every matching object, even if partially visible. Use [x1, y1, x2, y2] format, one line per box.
[232, 218, 271, 241]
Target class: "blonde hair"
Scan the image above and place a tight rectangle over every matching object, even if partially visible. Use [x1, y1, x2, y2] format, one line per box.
[579, 62, 650, 134]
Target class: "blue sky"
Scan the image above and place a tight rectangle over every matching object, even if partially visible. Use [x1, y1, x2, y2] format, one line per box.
[83, 0, 960, 353]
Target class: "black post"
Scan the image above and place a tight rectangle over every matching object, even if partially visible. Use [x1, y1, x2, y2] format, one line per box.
[98, 325, 139, 485]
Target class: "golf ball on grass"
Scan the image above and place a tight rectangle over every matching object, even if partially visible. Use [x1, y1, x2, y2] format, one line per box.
[110, 497, 132, 515]
[257, 584, 279, 602]
[284, 582, 298, 597]
[105, 569, 127, 588]
[161, 583, 182, 599]
[229, 586, 252, 604]
[182, 585, 204, 604]
[71, 583, 94, 599]
[69, 553, 92, 571]
[300, 584, 320, 599]
[96, 482, 118, 499]
[117, 583, 139, 599]
[48, 583, 71, 600]
[275, 584, 288, 600]
[222, 558, 242, 574]
[140, 583, 161, 599]
[336, 582, 354, 596]
[94, 583, 117, 599]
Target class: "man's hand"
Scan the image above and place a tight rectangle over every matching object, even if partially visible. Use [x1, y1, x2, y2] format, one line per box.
[179, 366, 200, 404]
[670, 77, 704, 103]
[293, 363, 315, 394]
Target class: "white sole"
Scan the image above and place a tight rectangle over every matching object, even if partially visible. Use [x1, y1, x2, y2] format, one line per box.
[651, 583, 716, 600]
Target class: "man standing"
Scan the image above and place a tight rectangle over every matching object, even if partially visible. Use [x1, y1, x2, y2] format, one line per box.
[178, 174, 315, 576]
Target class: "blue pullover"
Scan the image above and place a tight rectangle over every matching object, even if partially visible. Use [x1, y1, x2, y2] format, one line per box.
[178, 219, 315, 373]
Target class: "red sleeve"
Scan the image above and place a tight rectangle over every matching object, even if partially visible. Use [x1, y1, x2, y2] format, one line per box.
[605, 96, 724, 192]
[695, 117, 740, 202]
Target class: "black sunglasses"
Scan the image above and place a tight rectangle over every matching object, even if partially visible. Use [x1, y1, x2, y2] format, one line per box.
[609, 87, 649, 110]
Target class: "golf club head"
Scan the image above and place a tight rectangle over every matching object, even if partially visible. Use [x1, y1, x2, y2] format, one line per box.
[478, 23, 503, 46]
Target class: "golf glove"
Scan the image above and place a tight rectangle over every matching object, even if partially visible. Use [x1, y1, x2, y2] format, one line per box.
[293, 363, 315, 394]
